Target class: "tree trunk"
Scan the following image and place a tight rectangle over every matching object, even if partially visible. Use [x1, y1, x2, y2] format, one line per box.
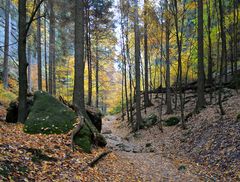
[144, 0, 150, 107]
[125, 9, 133, 126]
[134, 0, 142, 131]
[165, 0, 173, 114]
[173, 0, 185, 128]
[73, 0, 85, 113]
[86, 5, 92, 106]
[27, 45, 32, 93]
[196, 0, 206, 111]
[18, 0, 28, 123]
[37, 0, 42, 91]
[44, 2, 48, 92]
[3, 0, 10, 89]
[49, 0, 55, 95]
[218, 0, 226, 115]
[207, 0, 213, 103]
[95, 36, 99, 108]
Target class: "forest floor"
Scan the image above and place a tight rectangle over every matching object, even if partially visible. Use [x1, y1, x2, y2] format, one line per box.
[102, 88, 240, 181]
[0, 88, 239, 181]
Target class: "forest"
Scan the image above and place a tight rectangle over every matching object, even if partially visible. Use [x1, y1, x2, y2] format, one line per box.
[0, 0, 239, 181]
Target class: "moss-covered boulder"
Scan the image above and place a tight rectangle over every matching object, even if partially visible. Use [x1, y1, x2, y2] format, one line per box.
[140, 113, 158, 129]
[24, 91, 77, 134]
[164, 117, 180, 126]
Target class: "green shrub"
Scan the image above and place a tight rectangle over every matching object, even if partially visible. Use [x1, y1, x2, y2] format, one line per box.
[164, 117, 180, 126]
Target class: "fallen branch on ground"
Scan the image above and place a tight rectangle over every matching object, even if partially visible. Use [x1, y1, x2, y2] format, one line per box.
[81, 150, 112, 171]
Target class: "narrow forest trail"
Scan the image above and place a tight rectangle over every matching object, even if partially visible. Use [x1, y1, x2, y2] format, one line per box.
[101, 116, 203, 181]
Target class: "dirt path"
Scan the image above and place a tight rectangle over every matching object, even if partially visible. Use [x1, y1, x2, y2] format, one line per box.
[101, 116, 202, 181]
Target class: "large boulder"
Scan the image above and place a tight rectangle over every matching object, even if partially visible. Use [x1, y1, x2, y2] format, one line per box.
[164, 117, 180, 126]
[24, 91, 77, 134]
[140, 113, 158, 129]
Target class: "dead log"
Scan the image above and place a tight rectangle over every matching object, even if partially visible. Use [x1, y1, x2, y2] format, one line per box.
[82, 150, 112, 171]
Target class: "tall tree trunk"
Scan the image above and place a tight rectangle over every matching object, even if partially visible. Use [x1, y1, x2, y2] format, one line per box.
[44, 2, 48, 92]
[144, 0, 150, 107]
[196, 0, 206, 111]
[18, 0, 28, 123]
[27, 45, 32, 93]
[207, 0, 213, 103]
[3, 0, 10, 89]
[37, 0, 42, 90]
[218, 0, 226, 115]
[234, 0, 238, 92]
[222, 1, 228, 83]
[49, 0, 55, 95]
[173, 0, 185, 128]
[126, 11, 133, 126]
[95, 36, 99, 108]
[86, 5, 92, 106]
[73, 0, 85, 112]
[165, 0, 173, 114]
[134, 0, 142, 131]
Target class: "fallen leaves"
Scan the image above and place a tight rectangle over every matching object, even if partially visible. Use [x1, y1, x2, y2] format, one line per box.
[0, 122, 140, 181]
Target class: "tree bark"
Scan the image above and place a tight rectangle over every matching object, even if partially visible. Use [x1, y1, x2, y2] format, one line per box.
[18, 0, 28, 123]
[134, 0, 142, 131]
[44, 2, 48, 92]
[3, 0, 10, 89]
[218, 0, 226, 115]
[165, 0, 173, 114]
[49, 0, 55, 95]
[73, 0, 85, 113]
[196, 0, 206, 111]
[144, 0, 150, 107]
[37, 0, 42, 91]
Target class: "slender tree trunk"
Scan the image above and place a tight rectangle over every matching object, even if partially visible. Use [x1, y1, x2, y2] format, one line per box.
[119, 1, 130, 122]
[44, 2, 48, 92]
[18, 0, 28, 123]
[173, 0, 185, 128]
[134, 0, 142, 131]
[165, 0, 173, 114]
[126, 12, 133, 126]
[95, 36, 99, 108]
[86, 5, 92, 106]
[3, 0, 10, 89]
[144, 0, 150, 107]
[121, 62, 124, 121]
[48, 0, 55, 95]
[218, 0, 226, 115]
[234, 0, 238, 92]
[207, 0, 213, 103]
[37, 0, 42, 90]
[27, 45, 32, 93]
[196, 0, 206, 111]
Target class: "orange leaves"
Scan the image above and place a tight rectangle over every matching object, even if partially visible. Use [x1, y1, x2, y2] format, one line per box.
[0, 122, 140, 181]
